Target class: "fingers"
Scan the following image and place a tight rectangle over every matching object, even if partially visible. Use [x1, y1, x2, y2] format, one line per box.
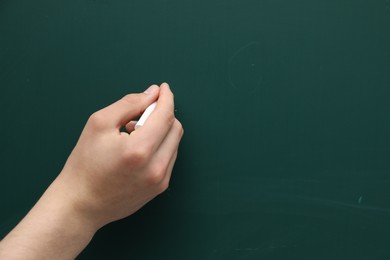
[148, 118, 183, 191]
[125, 121, 137, 133]
[88, 85, 160, 130]
[160, 151, 178, 191]
[131, 83, 175, 153]
[152, 119, 183, 171]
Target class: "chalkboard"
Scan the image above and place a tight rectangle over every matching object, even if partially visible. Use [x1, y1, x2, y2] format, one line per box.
[1, 0, 390, 259]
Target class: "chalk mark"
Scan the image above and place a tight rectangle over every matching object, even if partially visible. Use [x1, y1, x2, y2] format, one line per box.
[228, 42, 263, 93]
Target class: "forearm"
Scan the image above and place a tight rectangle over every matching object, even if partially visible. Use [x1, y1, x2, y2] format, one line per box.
[0, 176, 97, 259]
[0, 83, 182, 258]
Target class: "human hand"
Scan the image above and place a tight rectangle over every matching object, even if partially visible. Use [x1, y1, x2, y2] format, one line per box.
[0, 83, 183, 259]
[55, 82, 183, 229]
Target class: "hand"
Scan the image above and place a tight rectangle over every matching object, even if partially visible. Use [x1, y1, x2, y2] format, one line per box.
[0, 83, 184, 259]
[57, 82, 184, 228]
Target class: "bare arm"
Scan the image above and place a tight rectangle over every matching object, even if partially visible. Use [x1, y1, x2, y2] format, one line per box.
[0, 83, 183, 259]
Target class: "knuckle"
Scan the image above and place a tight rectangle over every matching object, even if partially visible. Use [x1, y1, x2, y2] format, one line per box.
[121, 94, 138, 104]
[165, 110, 175, 126]
[124, 147, 150, 165]
[121, 94, 143, 115]
[175, 119, 184, 137]
[121, 94, 151, 116]
[144, 162, 168, 186]
[88, 112, 107, 130]
[159, 178, 170, 192]
[145, 168, 165, 186]
[156, 181, 169, 194]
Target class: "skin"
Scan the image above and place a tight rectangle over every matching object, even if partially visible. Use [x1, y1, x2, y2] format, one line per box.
[0, 83, 184, 259]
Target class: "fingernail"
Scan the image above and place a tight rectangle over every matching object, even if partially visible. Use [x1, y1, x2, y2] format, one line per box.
[144, 85, 158, 95]
[161, 82, 170, 89]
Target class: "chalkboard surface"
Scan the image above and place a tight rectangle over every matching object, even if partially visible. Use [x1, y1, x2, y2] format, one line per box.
[1, 1, 390, 259]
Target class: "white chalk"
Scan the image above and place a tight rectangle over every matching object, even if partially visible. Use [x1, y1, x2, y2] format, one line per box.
[135, 102, 157, 129]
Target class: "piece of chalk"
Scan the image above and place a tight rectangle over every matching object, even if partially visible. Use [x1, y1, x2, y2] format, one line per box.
[135, 102, 157, 129]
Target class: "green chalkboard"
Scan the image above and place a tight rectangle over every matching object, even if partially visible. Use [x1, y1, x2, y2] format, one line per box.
[1, 0, 390, 259]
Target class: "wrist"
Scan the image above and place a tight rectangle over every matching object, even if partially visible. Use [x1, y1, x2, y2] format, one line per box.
[41, 174, 100, 237]
[0, 175, 98, 259]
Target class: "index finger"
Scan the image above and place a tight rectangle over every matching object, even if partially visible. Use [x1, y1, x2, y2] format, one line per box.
[130, 83, 175, 153]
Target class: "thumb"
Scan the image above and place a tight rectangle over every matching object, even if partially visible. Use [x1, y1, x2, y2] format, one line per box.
[94, 85, 160, 129]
